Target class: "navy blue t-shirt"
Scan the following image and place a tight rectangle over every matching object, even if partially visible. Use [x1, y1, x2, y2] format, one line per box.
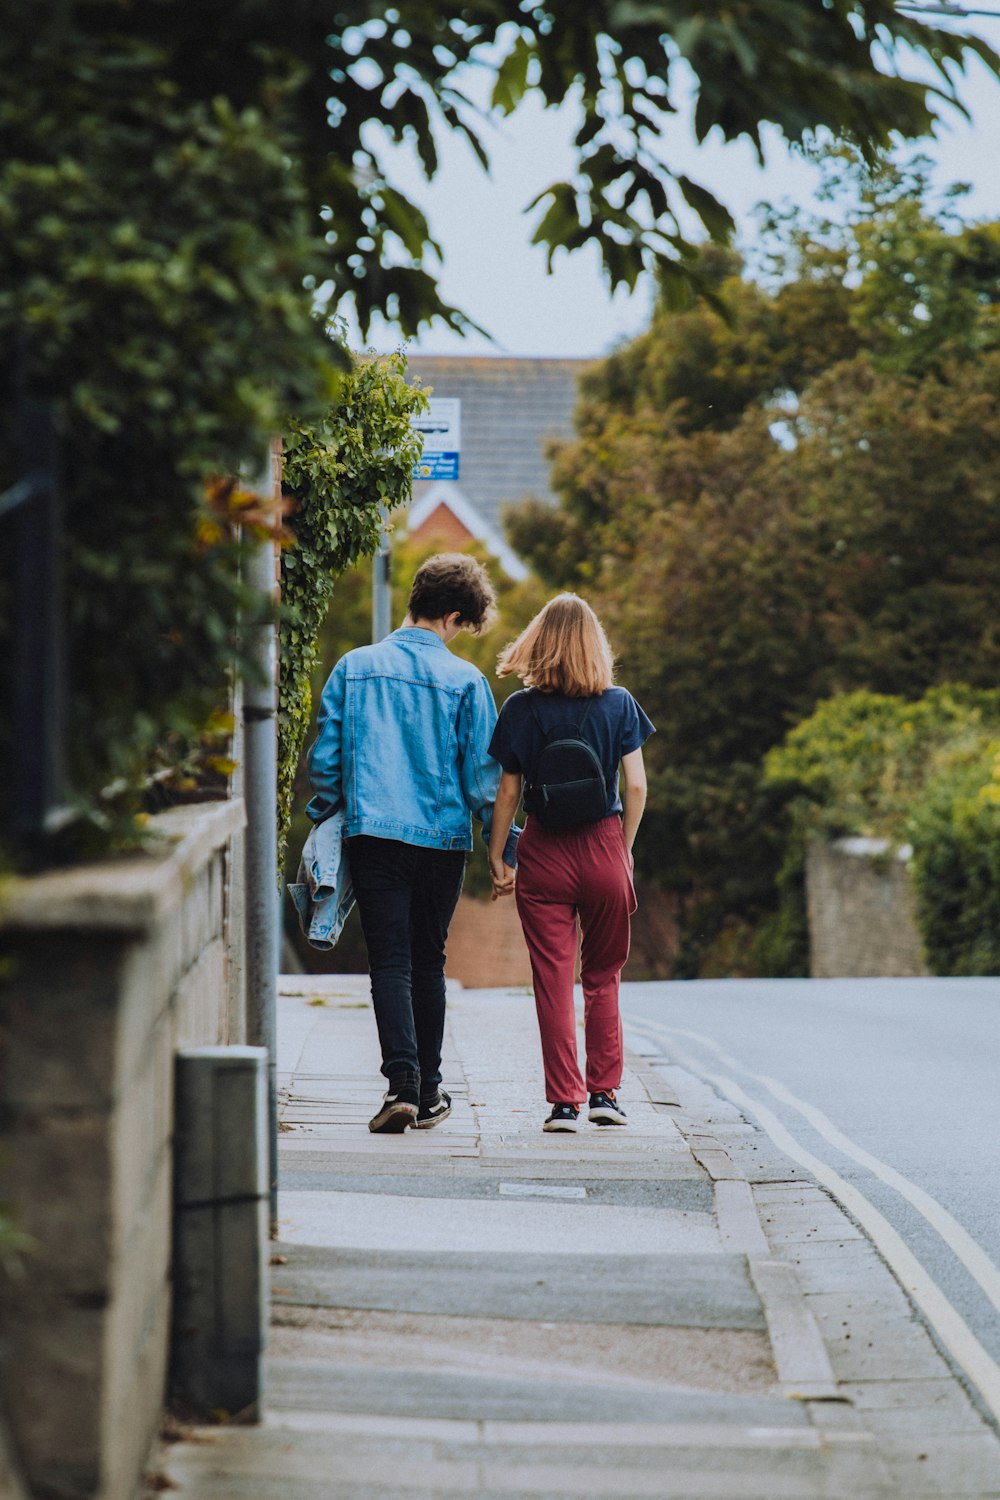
[488, 686, 655, 818]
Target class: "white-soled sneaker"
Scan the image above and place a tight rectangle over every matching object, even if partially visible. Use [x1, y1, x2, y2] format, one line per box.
[543, 1103, 580, 1132]
[368, 1087, 419, 1133]
[588, 1090, 628, 1126]
[416, 1089, 452, 1129]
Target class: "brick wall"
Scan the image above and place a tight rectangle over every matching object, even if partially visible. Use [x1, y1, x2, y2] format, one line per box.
[445, 879, 679, 989]
[408, 502, 474, 552]
[446, 892, 532, 988]
[0, 799, 245, 1500]
[805, 836, 930, 979]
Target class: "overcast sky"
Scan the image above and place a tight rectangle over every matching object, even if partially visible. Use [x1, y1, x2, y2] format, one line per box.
[352, 14, 1000, 360]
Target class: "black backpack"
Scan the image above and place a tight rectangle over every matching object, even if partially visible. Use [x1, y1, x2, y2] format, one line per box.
[522, 695, 609, 831]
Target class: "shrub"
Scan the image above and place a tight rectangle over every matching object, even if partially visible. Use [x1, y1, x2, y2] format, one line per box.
[909, 749, 1000, 975]
[0, 28, 339, 857]
[764, 686, 1000, 975]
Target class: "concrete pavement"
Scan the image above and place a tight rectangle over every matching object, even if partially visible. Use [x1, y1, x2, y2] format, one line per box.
[156, 977, 1000, 1499]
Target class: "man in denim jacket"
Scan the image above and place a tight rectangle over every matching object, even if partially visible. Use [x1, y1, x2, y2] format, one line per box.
[307, 554, 518, 1133]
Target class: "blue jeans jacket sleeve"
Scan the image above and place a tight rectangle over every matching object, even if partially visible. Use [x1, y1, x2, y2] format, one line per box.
[305, 657, 346, 823]
[458, 676, 520, 867]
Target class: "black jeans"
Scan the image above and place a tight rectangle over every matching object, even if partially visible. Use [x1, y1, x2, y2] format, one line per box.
[346, 835, 465, 1095]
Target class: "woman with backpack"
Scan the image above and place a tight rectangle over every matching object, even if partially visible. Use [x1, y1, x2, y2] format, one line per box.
[487, 594, 654, 1132]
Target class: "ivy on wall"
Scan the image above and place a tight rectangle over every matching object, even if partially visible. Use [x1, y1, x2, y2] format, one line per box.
[278, 353, 426, 863]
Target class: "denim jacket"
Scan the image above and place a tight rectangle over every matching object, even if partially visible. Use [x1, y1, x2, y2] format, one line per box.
[306, 627, 519, 865]
[288, 810, 356, 950]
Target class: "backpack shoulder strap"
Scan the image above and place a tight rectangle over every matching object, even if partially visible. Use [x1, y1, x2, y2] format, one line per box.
[528, 692, 596, 738]
[527, 690, 548, 739]
[574, 697, 596, 734]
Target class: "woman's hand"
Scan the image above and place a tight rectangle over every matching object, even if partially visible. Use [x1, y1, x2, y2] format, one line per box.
[488, 769, 522, 901]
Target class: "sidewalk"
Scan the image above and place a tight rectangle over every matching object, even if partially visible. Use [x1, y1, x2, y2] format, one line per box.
[159, 977, 1000, 1499]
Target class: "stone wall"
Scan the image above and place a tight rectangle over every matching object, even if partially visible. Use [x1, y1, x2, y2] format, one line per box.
[805, 836, 930, 979]
[0, 799, 245, 1500]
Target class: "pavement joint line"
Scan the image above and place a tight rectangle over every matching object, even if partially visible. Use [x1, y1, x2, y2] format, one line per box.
[229, 981, 1000, 1499]
[260, 1410, 877, 1448]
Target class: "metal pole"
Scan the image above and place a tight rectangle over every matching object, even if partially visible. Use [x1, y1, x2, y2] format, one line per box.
[11, 395, 67, 843]
[242, 450, 280, 1234]
[371, 505, 391, 643]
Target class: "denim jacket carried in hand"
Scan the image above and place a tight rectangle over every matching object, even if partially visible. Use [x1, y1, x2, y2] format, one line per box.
[306, 626, 519, 865]
[288, 810, 355, 950]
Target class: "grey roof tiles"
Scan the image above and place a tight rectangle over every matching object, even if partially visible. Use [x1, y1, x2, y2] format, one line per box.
[407, 355, 592, 529]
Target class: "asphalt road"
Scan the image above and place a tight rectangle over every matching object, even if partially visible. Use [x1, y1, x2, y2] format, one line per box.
[620, 976, 1000, 1412]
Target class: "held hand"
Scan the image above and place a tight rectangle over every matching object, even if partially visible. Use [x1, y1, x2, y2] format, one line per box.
[489, 859, 516, 900]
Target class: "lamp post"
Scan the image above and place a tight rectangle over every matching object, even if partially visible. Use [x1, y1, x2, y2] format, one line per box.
[371, 503, 391, 643]
[242, 442, 281, 1233]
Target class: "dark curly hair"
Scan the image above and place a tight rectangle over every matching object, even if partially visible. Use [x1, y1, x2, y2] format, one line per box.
[407, 553, 497, 635]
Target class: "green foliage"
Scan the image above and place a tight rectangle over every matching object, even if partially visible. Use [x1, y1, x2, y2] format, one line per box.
[764, 688, 1000, 976]
[5, 1, 995, 337]
[507, 163, 1000, 974]
[764, 687, 1000, 839]
[0, 18, 340, 850]
[278, 355, 426, 863]
[909, 755, 1000, 976]
[4, 3, 998, 861]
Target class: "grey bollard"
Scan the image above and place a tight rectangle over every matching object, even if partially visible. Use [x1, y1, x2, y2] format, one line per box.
[171, 1046, 269, 1421]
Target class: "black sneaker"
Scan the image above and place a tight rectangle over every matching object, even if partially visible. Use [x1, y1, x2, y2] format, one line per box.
[542, 1103, 580, 1133]
[588, 1090, 627, 1126]
[368, 1085, 419, 1133]
[416, 1089, 452, 1129]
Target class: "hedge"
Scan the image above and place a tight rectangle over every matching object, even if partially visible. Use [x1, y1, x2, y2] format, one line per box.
[764, 686, 1000, 975]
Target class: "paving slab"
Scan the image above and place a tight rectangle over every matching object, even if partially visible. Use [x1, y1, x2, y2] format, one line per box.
[264, 1359, 807, 1425]
[278, 1168, 716, 1210]
[270, 1244, 767, 1327]
[269, 1309, 778, 1394]
[278, 1186, 721, 1254]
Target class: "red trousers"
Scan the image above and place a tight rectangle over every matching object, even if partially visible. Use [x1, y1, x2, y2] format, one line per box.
[515, 815, 637, 1106]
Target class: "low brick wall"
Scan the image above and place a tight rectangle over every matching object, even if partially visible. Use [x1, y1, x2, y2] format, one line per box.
[805, 836, 930, 979]
[444, 878, 679, 989]
[0, 799, 245, 1500]
[445, 892, 532, 989]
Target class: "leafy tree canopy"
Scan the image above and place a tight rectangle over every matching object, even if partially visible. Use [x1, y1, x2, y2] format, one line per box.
[3, 5, 998, 857]
[8, 1, 998, 334]
[505, 163, 1000, 973]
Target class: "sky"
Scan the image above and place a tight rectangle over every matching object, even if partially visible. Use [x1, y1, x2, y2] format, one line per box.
[354, 12, 1000, 360]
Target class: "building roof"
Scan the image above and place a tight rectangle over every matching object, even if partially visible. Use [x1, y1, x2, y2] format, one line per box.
[408, 484, 529, 581]
[407, 355, 593, 530]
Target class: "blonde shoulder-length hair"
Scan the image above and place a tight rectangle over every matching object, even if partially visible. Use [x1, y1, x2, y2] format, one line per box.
[497, 593, 615, 697]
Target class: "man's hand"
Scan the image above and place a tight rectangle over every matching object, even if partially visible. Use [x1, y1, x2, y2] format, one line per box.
[489, 857, 516, 901]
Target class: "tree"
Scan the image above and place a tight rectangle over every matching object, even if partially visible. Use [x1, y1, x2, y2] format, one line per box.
[506, 169, 1000, 972]
[3, 6, 997, 858]
[6, 3, 997, 335]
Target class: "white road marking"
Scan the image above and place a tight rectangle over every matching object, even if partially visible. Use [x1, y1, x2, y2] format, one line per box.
[636, 1018, 1000, 1321]
[624, 1012, 1000, 1425]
